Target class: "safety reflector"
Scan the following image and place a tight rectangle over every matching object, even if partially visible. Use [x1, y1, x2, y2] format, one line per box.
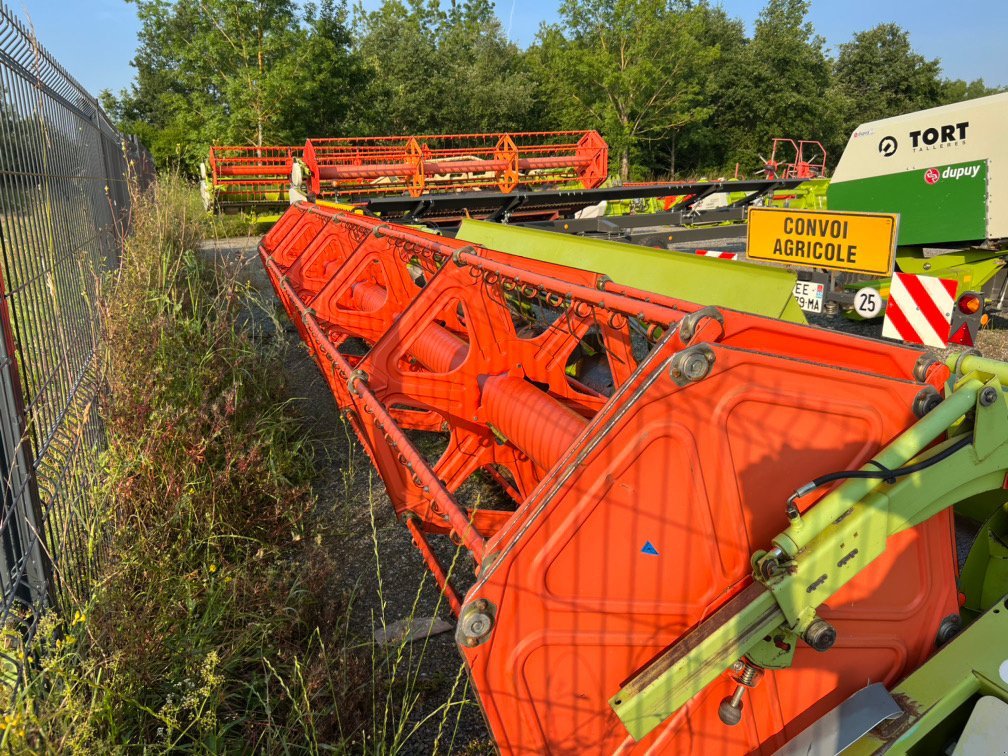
[948, 321, 975, 347]
[693, 249, 739, 260]
[882, 272, 957, 347]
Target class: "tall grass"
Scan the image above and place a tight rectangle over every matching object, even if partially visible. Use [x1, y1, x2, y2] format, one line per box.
[0, 176, 372, 752]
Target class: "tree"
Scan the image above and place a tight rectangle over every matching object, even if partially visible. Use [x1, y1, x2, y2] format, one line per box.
[274, 0, 364, 141]
[833, 24, 944, 131]
[668, 3, 748, 175]
[942, 77, 1004, 105]
[532, 0, 719, 180]
[350, 0, 536, 136]
[110, 0, 359, 170]
[106, 0, 1003, 180]
[349, 0, 443, 135]
[709, 0, 836, 171]
[433, 0, 538, 132]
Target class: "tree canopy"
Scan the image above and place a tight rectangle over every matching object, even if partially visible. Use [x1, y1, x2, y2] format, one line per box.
[530, 0, 718, 179]
[833, 23, 945, 135]
[107, 0, 1004, 177]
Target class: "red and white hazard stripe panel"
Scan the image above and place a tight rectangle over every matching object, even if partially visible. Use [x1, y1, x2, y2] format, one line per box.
[882, 272, 957, 348]
[694, 249, 739, 260]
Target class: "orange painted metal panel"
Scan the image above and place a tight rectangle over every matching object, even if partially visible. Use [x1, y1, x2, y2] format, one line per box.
[460, 339, 957, 753]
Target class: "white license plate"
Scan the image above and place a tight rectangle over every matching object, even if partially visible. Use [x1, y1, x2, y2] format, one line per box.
[793, 280, 825, 313]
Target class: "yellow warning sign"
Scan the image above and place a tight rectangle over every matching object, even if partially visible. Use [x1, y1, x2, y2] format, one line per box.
[747, 208, 898, 276]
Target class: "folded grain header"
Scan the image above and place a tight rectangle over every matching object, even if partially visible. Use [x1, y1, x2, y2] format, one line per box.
[290, 130, 609, 201]
[259, 194, 1008, 754]
[199, 145, 296, 214]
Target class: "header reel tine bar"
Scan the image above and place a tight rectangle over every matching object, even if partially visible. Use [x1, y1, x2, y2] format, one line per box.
[203, 145, 297, 213]
[297, 130, 608, 200]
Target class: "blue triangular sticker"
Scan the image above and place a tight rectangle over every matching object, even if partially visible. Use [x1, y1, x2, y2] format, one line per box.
[641, 541, 659, 556]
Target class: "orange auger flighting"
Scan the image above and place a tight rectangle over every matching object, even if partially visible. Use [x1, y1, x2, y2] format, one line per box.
[261, 201, 989, 753]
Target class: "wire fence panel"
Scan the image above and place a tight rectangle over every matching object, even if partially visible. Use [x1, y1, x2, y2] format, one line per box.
[0, 1, 153, 675]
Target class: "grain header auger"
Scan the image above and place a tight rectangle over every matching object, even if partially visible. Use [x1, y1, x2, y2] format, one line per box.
[290, 130, 609, 201]
[261, 200, 1008, 754]
[199, 145, 296, 214]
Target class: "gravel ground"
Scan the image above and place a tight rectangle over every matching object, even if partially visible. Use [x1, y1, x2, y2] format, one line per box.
[201, 237, 493, 755]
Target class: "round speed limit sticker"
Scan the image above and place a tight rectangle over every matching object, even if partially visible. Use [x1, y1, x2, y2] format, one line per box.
[854, 287, 884, 319]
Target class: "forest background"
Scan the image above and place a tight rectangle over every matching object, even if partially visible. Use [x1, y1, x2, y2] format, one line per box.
[104, 0, 1003, 180]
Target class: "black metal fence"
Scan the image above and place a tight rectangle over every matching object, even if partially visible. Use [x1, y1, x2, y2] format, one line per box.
[0, 1, 151, 676]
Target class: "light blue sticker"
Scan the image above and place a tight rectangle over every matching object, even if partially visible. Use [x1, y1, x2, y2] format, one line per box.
[641, 541, 659, 556]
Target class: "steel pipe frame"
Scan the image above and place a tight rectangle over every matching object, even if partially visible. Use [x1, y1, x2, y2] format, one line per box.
[301, 131, 608, 199]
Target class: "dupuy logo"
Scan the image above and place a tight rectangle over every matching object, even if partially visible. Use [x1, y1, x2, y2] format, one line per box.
[924, 168, 941, 185]
[941, 163, 983, 180]
[878, 136, 897, 157]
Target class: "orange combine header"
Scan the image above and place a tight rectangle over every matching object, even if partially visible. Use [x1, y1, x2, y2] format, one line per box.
[257, 201, 979, 754]
[200, 145, 296, 212]
[201, 131, 609, 212]
[295, 130, 608, 199]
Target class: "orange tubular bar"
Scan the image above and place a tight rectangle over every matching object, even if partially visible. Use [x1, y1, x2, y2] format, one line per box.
[207, 145, 296, 210]
[405, 516, 462, 616]
[260, 202, 960, 755]
[300, 130, 608, 199]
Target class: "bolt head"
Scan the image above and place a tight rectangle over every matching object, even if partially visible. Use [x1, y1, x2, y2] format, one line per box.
[980, 386, 999, 407]
[670, 345, 717, 385]
[461, 611, 492, 640]
[760, 558, 782, 580]
[803, 619, 837, 652]
[718, 696, 743, 726]
[936, 614, 962, 646]
[914, 388, 942, 417]
[684, 354, 708, 378]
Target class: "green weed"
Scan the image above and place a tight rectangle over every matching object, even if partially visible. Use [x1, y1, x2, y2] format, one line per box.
[1, 176, 370, 753]
[3, 175, 481, 754]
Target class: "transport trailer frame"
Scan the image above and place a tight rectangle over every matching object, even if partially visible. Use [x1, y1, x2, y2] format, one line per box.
[355, 177, 804, 226]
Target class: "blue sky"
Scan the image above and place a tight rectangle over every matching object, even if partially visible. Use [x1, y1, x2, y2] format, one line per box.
[18, 0, 1008, 96]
